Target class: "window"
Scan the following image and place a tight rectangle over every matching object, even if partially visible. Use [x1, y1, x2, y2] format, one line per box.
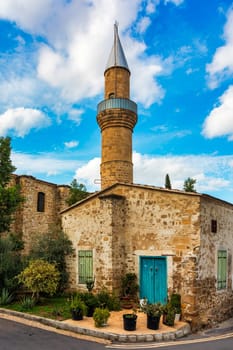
[109, 93, 115, 98]
[211, 219, 217, 233]
[217, 250, 227, 290]
[37, 192, 45, 212]
[78, 250, 93, 284]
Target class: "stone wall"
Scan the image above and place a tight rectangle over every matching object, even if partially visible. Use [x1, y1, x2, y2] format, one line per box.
[11, 175, 70, 252]
[62, 183, 201, 298]
[194, 195, 233, 328]
[62, 183, 233, 327]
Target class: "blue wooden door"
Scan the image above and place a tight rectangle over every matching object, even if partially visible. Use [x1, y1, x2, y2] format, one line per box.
[140, 257, 167, 304]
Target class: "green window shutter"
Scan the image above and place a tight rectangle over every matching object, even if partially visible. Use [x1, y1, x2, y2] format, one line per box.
[78, 250, 93, 284]
[217, 250, 227, 289]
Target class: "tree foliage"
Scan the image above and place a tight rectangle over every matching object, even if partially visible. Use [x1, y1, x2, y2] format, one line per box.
[66, 179, 89, 206]
[0, 233, 24, 291]
[165, 174, 172, 189]
[29, 226, 74, 291]
[183, 177, 197, 192]
[0, 137, 24, 233]
[17, 259, 60, 299]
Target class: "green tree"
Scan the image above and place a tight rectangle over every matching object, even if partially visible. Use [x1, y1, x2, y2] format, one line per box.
[183, 177, 197, 192]
[17, 259, 60, 300]
[29, 225, 74, 291]
[0, 137, 24, 233]
[66, 179, 89, 206]
[165, 174, 172, 189]
[0, 233, 24, 291]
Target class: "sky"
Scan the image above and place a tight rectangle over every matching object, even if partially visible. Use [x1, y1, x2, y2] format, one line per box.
[0, 0, 233, 203]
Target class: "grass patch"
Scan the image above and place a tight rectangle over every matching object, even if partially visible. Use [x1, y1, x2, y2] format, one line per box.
[4, 296, 71, 320]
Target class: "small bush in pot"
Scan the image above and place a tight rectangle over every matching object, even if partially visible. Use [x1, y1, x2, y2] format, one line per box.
[162, 302, 175, 326]
[79, 292, 98, 317]
[93, 307, 110, 327]
[143, 303, 162, 330]
[69, 294, 87, 320]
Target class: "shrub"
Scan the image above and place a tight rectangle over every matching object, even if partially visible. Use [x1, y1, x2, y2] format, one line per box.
[93, 307, 110, 327]
[19, 295, 35, 311]
[17, 259, 60, 300]
[79, 292, 98, 316]
[121, 273, 139, 300]
[0, 288, 13, 305]
[29, 226, 74, 292]
[96, 290, 121, 311]
[0, 233, 24, 291]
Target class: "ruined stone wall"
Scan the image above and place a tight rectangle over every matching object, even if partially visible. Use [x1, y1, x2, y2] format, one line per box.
[195, 196, 233, 328]
[11, 175, 69, 252]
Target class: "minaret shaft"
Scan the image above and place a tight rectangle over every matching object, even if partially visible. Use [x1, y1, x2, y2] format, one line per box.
[97, 24, 137, 190]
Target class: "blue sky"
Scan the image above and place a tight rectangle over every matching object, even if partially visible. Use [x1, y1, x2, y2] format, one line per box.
[0, 0, 233, 203]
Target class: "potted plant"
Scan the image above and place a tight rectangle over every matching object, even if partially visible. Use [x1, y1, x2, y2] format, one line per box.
[69, 295, 87, 320]
[121, 273, 139, 308]
[80, 292, 98, 317]
[162, 302, 175, 326]
[143, 303, 162, 330]
[93, 307, 110, 327]
[123, 307, 137, 331]
[170, 293, 181, 321]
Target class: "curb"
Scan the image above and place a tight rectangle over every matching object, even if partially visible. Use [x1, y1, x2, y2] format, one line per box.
[0, 308, 191, 343]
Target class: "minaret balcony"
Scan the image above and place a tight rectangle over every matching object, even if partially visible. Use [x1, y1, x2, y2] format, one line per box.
[97, 98, 137, 114]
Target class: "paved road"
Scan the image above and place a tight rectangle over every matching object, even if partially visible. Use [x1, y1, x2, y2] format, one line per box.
[0, 318, 106, 350]
[1, 317, 233, 350]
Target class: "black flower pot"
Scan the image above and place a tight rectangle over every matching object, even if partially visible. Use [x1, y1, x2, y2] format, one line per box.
[71, 310, 83, 320]
[147, 314, 160, 330]
[123, 314, 137, 331]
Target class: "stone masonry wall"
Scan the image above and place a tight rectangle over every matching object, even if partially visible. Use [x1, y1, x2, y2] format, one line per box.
[11, 175, 70, 253]
[62, 183, 233, 327]
[195, 196, 233, 328]
[63, 193, 126, 292]
[62, 184, 201, 307]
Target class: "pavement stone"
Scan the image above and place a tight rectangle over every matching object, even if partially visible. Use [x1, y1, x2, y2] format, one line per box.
[0, 307, 191, 343]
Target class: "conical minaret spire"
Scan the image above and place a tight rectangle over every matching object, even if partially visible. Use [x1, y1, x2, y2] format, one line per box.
[105, 22, 129, 71]
[97, 24, 137, 190]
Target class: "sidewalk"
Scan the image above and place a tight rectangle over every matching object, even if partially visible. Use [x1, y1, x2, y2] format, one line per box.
[0, 308, 191, 343]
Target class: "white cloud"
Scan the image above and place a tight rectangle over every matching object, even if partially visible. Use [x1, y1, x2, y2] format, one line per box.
[164, 0, 184, 5]
[11, 149, 233, 201]
[75, 157, 101, 190]
[136, 17, 151, 34]
[72, 152, 233, 198]
[67, 108, 84, 125]
[64, 141, 79, 149]
[12, 151, 81, 177]
[0, 107, 51, 137]
[206, 8, 233, 88]
[0, 0, 173, 108]
[202, 85, 233, 140]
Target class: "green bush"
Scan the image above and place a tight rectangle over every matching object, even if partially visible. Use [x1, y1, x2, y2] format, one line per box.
[0, 233, 24, 291]
[17, 259, 60, 300]
[96, 290, 121, 311]
[0, 288, 13, 305]
[29, 226, 74, 292]
[19, 295, 35, 311]
[93, 307, 110, 327]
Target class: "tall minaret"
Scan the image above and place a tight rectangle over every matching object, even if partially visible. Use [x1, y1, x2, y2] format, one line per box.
[97, 23, 137, 189]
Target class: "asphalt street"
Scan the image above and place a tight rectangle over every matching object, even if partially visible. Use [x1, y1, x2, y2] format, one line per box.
[0, 318, 106, 350]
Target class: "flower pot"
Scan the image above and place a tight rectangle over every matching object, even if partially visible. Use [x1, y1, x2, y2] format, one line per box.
[71, 310, 83, 320]
[123, 314, 137, 331]
[147, 314, 161, 330]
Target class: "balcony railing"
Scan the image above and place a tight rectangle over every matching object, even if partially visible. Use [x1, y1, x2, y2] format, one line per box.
[97, 98, 137, 114]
